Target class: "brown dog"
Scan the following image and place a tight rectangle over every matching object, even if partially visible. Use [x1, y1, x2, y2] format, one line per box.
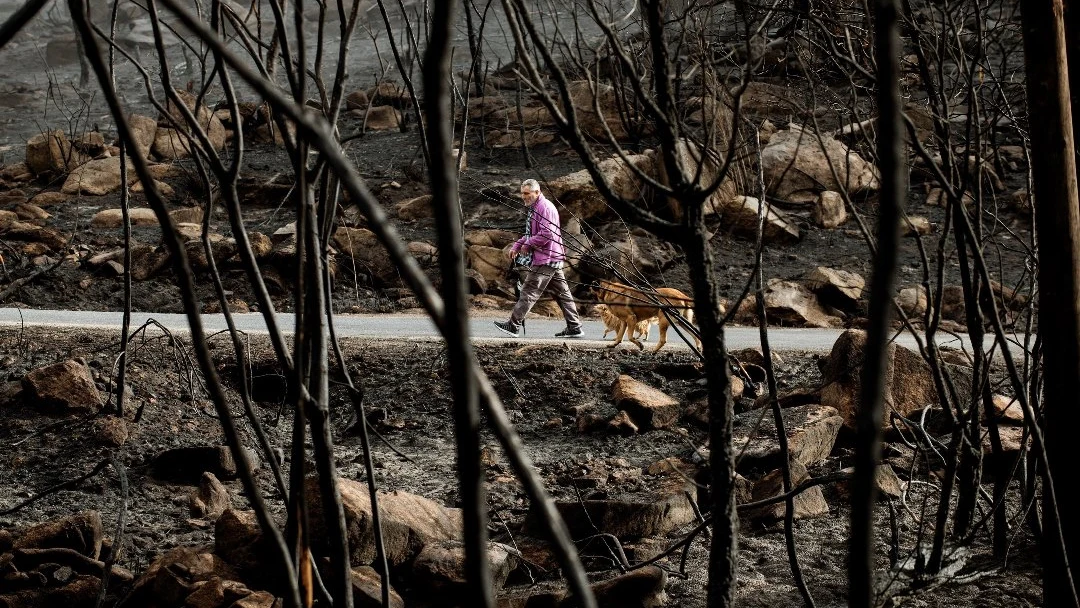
[594, 280, 701, 352]
[596, 303, 655, 342]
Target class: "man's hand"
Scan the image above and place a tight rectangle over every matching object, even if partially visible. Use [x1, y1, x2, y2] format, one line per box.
[507, 247, 523, 261]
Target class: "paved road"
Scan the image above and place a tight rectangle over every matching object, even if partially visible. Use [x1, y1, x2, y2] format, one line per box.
[0, 307, 1031, 354]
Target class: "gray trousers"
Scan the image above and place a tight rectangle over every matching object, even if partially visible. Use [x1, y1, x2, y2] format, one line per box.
[510, 265, 581, 330]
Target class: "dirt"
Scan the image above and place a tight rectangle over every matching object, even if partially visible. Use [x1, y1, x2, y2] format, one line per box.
[0, 326, 1043, 607]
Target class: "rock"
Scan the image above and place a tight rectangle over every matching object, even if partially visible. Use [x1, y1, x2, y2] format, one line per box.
[745, 461, 829, 521]
[546, 153, 654, 222]
[248, 231, 273, 259]
[190, 472, 232, 520]
[26, 129, 86, 176]
[152, 127, 196, 160]
[467, 244, 510, 285]
[547, 473, 698, 539]
[61, 157, 136, 195]
[125, 547, 238, 608]
[498, 567, 668, 608]
[805, 267, 865, 310]
[657, 138, 740, 219]
[584, 228, 678, 276]
[150, 445, 239, 484]
[459, 268, 486, 295]
[13, 511, 103, 559]
[334, 227, 399, 286]
[0, 574, 102, 608]
[230, 590, 277, 607]
[14, 202, 49, 223]
[169, 206, 204, 225]
[214, 509, 270, 582]
[158, 90, 228, 153]
[836, 464, 906, 499]
[732, 404, 843, 474]
[485, 129, 556, 148]
[345, 90, 369, 110]
[896, 285, 928, 317]
[560, 217, 592, 280]
[395, 194, 433, 220]
[820, 329, 939, 429]
[761, 124, 879, 203]
[611, 375, 680, 430]
[90, 207, 159, 228]
[306, 478, 462, 568]
[367, 81, 412, 108]
[407, 241, 439, 267]
[761, 278, 841, 327]
[362, 105, 403, 130]
[23, 360, 103, 415]
[464, 229, 518, 249]
[0, 209, 17, 230]
[29, 191, 70, 206]
[412, 540, 517, 595]
[94, 416, 129, 446]
[812, 190, 847, 228]
[986, 394, 1024, 425]
[351, 566, 404, 608]
[565, 81, 634, 141]
[903, 215, 931, 236]
[0, 221, 68, 251]
[607, 409, 640, 435]
[718, 195, 801, 243]
[127, 113, 158, 159]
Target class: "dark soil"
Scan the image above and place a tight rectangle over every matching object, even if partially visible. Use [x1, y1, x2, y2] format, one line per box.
[0, 326, 1043, 607]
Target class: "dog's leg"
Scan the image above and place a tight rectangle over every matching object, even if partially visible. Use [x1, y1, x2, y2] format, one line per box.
[629, 316, 645, 350]
[609, 319, 627, 348]
[653, 314, 669, 352]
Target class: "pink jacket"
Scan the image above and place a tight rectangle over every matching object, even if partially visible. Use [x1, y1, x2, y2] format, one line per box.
[511, 195, 565, 266]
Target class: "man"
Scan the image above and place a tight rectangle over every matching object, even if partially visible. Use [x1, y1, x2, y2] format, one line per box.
[494, 179, 584, 338]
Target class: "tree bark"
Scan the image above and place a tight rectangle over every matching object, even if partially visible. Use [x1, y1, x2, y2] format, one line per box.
[1021, 0, 1080, 605]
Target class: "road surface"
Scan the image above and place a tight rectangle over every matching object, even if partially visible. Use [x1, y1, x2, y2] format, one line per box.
[0, 307, 1034, 355]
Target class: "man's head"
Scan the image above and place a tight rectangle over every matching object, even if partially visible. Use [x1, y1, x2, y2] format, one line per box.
[520, 179, 541, 206]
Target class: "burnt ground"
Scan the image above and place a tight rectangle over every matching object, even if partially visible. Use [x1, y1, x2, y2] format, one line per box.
[0, 326, 1043, 607]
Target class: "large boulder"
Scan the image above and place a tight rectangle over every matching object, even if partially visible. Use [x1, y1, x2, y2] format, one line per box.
[584, 227, 678, 276]
[805, 267, 865, 311]
[61, 157, 136, 196]
[761, 124, 879, 203]
[565, 80, 633, 141]
[306, 479, 463, 568]
[546, 153, 655, 222]
[717, 195, 800, 243]
[467, 244, 510, 285]
[12, 511, 103, 559]
[23, 360, 103, 415]
[26, 130, 87, 177]
[745, 461, 830, 522]
[548, 473, 699, 540]
[761, 279, 842, 327]
[611, 375, 681, 430]
[334, 227, 399, 286]
[656, 137, 740, 220]
[820, 329, 939, 429]
[127, 113, 158, 159]
[154, 90, 227, 158]
[412, 540, 517, 595]
[732, 404, 844, 475]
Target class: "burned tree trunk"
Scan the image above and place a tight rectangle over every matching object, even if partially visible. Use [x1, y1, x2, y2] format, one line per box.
[1021, 0, 1080, 605]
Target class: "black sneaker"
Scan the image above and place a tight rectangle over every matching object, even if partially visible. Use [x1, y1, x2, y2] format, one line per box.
[494, 320, 521, 337]
[555, 326, 584, 338]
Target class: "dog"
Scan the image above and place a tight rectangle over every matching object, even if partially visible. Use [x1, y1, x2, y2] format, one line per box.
[596, 303, 656, 342]
[594, 279, 701, 352]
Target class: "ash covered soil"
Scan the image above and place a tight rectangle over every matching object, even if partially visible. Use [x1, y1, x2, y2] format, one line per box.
[0, 327, 1042, 607]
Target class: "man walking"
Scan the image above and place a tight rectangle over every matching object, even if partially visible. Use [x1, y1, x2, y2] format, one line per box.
[494, 179, 584, 338]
